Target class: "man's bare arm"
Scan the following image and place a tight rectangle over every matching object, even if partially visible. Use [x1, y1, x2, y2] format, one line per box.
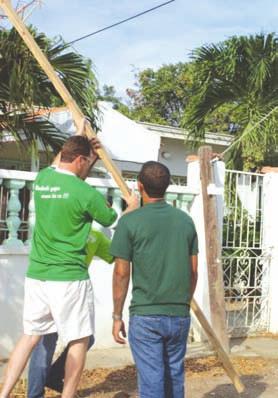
[190, 255, 198, 300]
[112, 258, 131, 344]
[261, 166, 278, 174]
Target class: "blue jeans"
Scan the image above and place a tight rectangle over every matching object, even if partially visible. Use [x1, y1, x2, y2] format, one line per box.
[129, 315, 191, 398]
[28, 333, 95, 398]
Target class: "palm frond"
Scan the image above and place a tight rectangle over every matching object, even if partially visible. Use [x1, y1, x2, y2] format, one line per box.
[185, 33, 278, 169]
[0, 25, 99, 153]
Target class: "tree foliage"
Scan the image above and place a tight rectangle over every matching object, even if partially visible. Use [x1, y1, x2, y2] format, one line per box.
[98, 84, 130, 116]
[182, 33, 278, 169]
[126, 63, 193, 127]
[0, 26, 98, 153]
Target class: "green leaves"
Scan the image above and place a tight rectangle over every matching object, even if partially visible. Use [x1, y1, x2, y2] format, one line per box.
[0, 26, 99, 152]
[183, 33, 278, 169]
[126, 63, 193, 127]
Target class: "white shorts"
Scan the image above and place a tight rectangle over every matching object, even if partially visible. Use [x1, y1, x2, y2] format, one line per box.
[23, 277, 95, 345]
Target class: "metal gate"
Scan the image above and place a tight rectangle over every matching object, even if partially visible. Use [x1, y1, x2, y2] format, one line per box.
[222, 170, 270, 337]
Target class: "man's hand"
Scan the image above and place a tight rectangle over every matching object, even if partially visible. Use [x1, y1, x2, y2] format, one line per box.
[112, 320, 127, 344]
[89, 136, 101, 164]
[123, 192, 139, 214]
[113, 258, 130, 343]
[77, 118, 88, 136]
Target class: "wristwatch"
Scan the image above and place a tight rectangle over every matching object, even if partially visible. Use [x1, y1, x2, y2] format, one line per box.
[112, 313, 122, 321]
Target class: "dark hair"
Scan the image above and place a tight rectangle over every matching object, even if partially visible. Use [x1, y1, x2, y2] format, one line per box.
[60, 136, 91, 163]
[138, 161, 170, 198]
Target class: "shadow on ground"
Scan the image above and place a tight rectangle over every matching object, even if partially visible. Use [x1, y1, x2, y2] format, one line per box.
[79, 365, 136, 397]
[202, 375, 267, 398]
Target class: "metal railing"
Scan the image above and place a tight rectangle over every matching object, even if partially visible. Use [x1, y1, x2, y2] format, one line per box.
[222, 169, 270, 336]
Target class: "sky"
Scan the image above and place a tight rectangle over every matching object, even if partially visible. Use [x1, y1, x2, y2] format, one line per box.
[5, 0, 278, 98]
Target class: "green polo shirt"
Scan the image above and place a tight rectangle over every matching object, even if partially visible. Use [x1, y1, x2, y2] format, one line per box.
[85, 229, 113, 265]
[110, 201, 198, 317]
[27, 167, 117, 281]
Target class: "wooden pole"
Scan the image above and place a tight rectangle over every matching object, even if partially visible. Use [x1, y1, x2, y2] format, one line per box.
[199, 146, 230, 352]
[191, 299, 245, 393]
[0, 0, 130, 198]
[0, 1, 244, 392]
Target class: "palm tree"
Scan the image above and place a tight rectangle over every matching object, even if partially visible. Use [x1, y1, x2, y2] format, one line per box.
[0, 26, 98, 154]
[182, 33, 278, 170]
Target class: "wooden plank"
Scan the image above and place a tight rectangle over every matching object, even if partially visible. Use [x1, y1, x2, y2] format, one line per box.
[0, 0, 130, 198]
[191, 299, 245, 393]
[199, 146, 229, 352]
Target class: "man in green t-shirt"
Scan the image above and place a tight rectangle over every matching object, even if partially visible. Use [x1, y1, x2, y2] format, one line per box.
[1, 133, 120, 398]
[110, 161, 198, 398]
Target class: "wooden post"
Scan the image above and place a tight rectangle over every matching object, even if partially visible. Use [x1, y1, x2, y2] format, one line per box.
[191, 299, 244, 393]
[0, 2, 244, 392]
[199, 146, 229, 353]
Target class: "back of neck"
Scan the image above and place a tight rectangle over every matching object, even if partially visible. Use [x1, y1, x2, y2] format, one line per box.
[143, 197, 164, 205]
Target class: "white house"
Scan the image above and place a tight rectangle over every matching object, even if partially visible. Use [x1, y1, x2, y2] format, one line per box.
[0, 101, 233, 183]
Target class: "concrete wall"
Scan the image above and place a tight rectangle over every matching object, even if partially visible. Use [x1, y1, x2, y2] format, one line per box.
[158, 138, 192, 177]
[0, 250, 28, 357]
[0, 249, 130, 357]
[186, 161, 211, 340]
[262, 173, 278, 333]
[157, 137, 228, 178]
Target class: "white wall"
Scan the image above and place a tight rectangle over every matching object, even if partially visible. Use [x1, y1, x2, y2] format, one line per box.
[157, 137, 228, 178]
[0, 250, 28, 357]
[187, 161, 211, 341]
[0, 251, 130, 357]
[262, 173, 278, 333]
[158, 138, 192, 177]
[89, 258, 132, 349]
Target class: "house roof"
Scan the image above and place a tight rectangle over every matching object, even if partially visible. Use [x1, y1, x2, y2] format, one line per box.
[138, 121, 233, 147]
[1, 103, 233, 151]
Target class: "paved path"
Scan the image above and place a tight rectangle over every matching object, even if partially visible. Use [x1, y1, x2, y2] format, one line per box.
[188, 368, 278, 397]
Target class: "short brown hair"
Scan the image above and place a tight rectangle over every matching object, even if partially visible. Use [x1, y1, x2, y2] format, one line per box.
[138, 161, 170, 198]
[60, 136, 91, 163]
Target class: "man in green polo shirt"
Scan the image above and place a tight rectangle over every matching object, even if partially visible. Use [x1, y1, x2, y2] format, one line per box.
[110, 161, 198, 398]
[0, 134, 118, 398]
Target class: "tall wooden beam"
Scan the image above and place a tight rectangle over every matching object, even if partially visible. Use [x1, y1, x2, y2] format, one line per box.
[199, 146, 229, 353]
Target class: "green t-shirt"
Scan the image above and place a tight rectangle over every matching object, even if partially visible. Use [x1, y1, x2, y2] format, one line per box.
[85, 230, 113, 265]
[27, 167, 117, 281]
[110, 201, 198, 317]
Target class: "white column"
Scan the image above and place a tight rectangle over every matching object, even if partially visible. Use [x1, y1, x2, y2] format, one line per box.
[262, 173, 278, 333]
[212, 160, 225, 244]
[187, 161, 211, 341]
[3, 179, 25, 248]
[30, 141, 40, 171]
[25, 182, 35, 246]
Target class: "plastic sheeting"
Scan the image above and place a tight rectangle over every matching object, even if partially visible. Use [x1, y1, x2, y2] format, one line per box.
[48, 101, 160, 163]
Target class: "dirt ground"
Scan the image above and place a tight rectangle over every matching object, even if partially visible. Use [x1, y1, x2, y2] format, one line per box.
[8, 356, 278, 398]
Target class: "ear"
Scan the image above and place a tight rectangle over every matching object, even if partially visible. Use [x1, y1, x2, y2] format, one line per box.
[73, 155, 83, 172]
[137, 181, 144, 194]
